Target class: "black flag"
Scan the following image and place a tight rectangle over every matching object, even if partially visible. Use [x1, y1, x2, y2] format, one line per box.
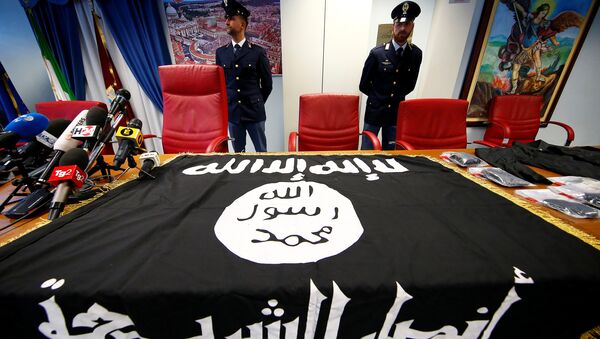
[1, 155, 599, 338]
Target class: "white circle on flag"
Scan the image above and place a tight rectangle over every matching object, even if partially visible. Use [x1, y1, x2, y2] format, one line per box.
[215, 181, 363, 264]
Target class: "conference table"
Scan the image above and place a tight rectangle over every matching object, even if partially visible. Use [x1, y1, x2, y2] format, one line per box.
[0, 149, 598, 338]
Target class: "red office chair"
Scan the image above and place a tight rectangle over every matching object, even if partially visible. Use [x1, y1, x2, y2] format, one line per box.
[35, 100, 107, 121]
[35, 100, 117, 155]
[473, 95, 574, 147]
[159, 64, 229, 153]
[395, 98, 468, 150]
[288, 93, 381, 151]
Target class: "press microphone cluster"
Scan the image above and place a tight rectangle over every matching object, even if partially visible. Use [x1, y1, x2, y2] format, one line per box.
[47, 148, 89, 220]
[2, 112, 86, 219]
[2, 88, 137, 220]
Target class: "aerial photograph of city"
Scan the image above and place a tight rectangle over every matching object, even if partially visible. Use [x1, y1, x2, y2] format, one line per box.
[164, 0, 282, 75]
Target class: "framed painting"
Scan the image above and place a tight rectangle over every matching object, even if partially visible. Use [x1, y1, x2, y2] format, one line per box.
[163, 0, 282, 75]
[460, 0, 598, 125]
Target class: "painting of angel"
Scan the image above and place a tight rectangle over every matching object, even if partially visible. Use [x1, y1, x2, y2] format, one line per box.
[463, 0, 598, 124]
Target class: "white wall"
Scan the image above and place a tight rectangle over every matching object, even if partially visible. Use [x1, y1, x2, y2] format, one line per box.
[280, 0, 326, 150]
[419, 1, 482, 99]
[322, 0, 373, 94]
[537, 9, 600, 146]
[281, 0, 435, 149]
[418, 0, 485, 144]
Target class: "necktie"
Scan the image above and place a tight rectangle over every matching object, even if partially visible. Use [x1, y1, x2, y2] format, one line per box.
[234, 44, 241, 55]
[396, 47, 403, 57]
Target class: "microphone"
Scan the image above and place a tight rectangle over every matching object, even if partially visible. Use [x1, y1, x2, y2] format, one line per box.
[71, 106, 108, 152]
[0, 132, 21, 150]
[1, 112, 47, 155]
[113, 118, 143, 169]
[47, 148, 89, 220]
[0, 114, 54, 188]
[107, 89, 131, 118]
[3, 112, 49, 142]
[17, 118, 71, 161]
[138, 151, 160, 179]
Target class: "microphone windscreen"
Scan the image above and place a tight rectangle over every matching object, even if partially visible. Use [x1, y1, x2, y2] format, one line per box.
[85, 106, 109, 126]
[0, 132, 21, 149]
[128, 118, 143, 129]
[5, 113, 50, 140]
[46, 118, 72, 138]
[116, 89, 131, 100]
[59, 148, 89, 169]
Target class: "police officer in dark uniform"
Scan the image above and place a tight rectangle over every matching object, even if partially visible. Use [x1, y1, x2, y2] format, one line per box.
[359, 1, 423, 150]
[216, 0, 272, 152]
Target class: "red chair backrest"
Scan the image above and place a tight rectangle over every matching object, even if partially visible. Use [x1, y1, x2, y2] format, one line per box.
[483, 95, 543, 145]
[35, 100, 115, 155]
[297, 94, 360, 151]
[396, 98, 468, 149]
[159, 65, 228, 153]
[35, 100, 107, 121]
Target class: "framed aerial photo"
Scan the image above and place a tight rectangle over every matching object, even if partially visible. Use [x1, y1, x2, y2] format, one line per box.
[460, 0, 598, 125]
[164, 0, 282, 75]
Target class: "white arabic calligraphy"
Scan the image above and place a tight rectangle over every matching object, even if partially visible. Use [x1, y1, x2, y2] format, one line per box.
[182, 157, 409, 181]
[37, 267, 530, 338]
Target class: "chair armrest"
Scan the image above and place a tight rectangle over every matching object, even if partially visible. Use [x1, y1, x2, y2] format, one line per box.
[489, 121, 514, 144]
[288, 131, 298, 152]
[473, 140, 503, 148]
[395, 140, 415, 150]
[547, 121, 575, 146]
[206, 136, 230, 153]
[143, 134, 158, 139]
[479, 121, 514, 147]
[360, 131, 382, 150]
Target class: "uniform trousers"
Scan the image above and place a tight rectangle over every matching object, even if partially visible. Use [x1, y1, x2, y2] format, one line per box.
[361, 123, 397, 150]
[229, 121, 267, 152]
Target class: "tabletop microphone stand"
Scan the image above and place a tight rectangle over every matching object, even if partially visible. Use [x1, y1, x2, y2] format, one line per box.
[0, 148, 37, 212]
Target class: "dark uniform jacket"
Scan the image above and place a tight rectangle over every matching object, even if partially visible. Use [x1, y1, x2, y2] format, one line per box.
[216, 40, 272, 124]
[359, 41, 422, 126]
[476, 140, 600, 184]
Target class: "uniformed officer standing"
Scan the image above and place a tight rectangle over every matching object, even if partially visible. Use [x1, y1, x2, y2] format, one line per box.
[359, 1, 423, 150]
[216, 0, 272, 152]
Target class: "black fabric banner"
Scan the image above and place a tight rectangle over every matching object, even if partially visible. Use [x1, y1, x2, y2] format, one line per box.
[1, 155, 599, 338]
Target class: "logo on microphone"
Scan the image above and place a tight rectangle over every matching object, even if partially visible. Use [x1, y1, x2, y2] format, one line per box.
[48, 165, 87, 188]
[16, 115, 35, 122]
[116, 126, 143, 147]
[36, 131, 58, 148]
[72, 125, 99, 138]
